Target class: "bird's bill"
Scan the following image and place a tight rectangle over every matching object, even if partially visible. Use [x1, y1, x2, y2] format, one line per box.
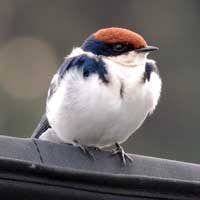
[135, 46, 159, 53]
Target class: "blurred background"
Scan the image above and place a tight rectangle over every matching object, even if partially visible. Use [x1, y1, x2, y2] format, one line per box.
[0, 0, 199, 163]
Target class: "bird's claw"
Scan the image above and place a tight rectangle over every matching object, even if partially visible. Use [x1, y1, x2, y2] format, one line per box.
[111, 143, 133, 166]
[73, 140, 95, 160]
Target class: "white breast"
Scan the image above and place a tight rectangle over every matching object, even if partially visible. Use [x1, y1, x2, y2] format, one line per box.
[46, 53, 161, 148]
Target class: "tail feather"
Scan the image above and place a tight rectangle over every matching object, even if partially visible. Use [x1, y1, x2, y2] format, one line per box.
[31, 113, 51, 139]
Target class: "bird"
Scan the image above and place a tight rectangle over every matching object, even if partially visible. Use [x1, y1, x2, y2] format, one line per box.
[32, 27, 162, 165]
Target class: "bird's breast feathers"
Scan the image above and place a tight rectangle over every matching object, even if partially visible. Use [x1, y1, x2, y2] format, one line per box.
[46, 48, 161, 147]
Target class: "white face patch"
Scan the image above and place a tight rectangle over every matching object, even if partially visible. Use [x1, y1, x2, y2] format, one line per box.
[105, 51, 148, 67]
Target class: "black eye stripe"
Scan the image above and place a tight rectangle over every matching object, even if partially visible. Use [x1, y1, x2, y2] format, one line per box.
[110, 43, 135, 54]
[113, 43, 125, 51]
[112, 43, 127, 52]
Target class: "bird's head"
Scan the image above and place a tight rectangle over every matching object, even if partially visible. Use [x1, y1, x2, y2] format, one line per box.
[81, 27, 158, 66]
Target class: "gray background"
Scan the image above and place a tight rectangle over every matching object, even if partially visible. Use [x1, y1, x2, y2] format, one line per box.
[0, 0, 199, 163]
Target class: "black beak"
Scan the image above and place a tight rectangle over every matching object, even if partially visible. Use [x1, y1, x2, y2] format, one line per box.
[135, 46, 159, 53]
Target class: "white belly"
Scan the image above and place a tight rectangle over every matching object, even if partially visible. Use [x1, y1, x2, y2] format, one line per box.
[46, 63, 161, 148]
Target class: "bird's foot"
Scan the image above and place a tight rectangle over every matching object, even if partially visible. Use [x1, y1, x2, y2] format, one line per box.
[73, 140, 95, 160]
[111, 143, 133, 166]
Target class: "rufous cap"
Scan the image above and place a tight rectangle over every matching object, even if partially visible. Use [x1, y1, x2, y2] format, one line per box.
[94, 27, 147, 49]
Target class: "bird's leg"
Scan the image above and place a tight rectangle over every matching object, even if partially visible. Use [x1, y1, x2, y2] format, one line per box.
[111, 143, 133, 166]
[73, 140, 95, 160]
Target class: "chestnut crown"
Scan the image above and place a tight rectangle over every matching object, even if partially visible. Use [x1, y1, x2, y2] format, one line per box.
[82, 27, 158, 56]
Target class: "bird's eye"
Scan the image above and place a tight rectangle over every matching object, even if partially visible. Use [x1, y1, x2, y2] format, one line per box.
[112, 43, 127, 52]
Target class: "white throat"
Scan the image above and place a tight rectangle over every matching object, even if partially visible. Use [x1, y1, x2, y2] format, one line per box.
[104, 51, 148, 67]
